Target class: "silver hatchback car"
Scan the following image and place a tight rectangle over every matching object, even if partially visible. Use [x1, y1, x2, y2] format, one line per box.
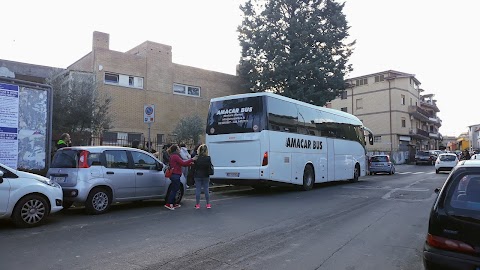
[47, 146, 185, 214]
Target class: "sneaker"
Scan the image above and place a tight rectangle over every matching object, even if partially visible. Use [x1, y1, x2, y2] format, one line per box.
[164, 204, 175, 210]
[174, 204, 181, 208]
[206, 204, 211, 209]
[195, 204, 200, 209]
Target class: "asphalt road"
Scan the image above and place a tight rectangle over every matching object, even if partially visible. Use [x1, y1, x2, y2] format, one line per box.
[0, 164, 446, 270]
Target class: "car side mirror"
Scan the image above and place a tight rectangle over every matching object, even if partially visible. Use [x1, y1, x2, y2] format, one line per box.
[368, 134, 374, 145]
[434, 188, 440, 194]
[157, 163, 164, 171]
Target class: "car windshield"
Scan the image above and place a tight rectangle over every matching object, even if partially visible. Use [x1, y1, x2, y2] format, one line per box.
[446, 174, 480, 224]
[440, 155, 456, 161]
[371, 156, 388, 162]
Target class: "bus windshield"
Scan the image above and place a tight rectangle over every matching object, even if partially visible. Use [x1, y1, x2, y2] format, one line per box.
[206, 96, 266, 135]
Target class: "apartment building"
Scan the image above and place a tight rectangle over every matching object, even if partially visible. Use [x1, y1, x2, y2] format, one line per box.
[468, 124, 480, 151]
[328, 70, 442, 162]
[67, 31, 246, 146]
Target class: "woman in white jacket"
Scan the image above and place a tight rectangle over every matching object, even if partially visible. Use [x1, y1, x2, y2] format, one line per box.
[179, 143, 191, 180]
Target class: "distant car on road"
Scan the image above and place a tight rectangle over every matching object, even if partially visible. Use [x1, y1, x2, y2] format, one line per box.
[423, 160, 480, 269]
[0, 163, 63, 228]
[47, 146, 185, 215]
[368, 155, 395, 175]
[471, 154, 480, 160]
[435, 153, 459, 174]
[415, 151, 435, 165]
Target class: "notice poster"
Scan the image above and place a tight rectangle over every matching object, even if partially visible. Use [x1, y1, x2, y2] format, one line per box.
[0, 83, 19, 169]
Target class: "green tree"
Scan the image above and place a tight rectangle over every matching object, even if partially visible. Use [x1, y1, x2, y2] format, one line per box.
[48, 71, 113, 143]
[172, 115, 204, 146]
[238, 0, 355, 106]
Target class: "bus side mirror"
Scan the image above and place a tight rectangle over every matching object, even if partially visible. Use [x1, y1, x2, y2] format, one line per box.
[368, 134, 374, 145]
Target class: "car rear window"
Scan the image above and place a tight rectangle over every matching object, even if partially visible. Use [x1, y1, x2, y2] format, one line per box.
[371, 156, 388, 162]
[446, 174, 480, 223]
[440, 155, 456, 161]
[417, 151, 430, 156]
[51, 150, 79, 168]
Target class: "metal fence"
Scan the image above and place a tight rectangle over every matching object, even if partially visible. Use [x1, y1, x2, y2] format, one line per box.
[68, 136, 196, 153]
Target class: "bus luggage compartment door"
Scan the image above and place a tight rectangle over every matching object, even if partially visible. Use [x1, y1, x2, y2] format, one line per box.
[209, 141, 261, 167]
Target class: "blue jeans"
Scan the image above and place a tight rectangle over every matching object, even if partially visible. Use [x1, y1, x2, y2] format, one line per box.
[194, 177, 210, 204]
[168, 173, 181, 204]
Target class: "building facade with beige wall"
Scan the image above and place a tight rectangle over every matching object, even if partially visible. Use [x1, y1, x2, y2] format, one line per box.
[328, 70, 442, 162]
[67, 31, 247, 147]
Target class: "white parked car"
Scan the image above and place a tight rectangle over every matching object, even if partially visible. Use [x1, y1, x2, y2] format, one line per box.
[471, 154, 480, 160]
[0, 163, 63, 228]
[435, 153, 459, 174]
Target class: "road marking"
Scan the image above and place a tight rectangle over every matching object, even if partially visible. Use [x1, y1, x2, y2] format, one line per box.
[412, 172, 424, 175]
[397, 172, 411, 174]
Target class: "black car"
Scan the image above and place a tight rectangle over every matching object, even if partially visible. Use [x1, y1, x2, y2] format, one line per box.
[423, 160, 480, 269]
[416, 150, 435, 165]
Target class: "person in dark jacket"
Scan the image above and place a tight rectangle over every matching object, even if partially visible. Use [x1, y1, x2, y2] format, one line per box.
[161, 143, 172, 164]
[192, 144, 214, 209]
[56, 133, 72, 150]
[462, 149, 471, 160]
[165, 144, 197, 210]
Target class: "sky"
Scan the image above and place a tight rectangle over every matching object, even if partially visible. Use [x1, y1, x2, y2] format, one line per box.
[1, 0, 478, 137]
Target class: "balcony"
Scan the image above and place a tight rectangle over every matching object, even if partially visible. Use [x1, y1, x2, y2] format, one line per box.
[409, 128, 429, 139]
[420, 100, 440, 112]
[429, 132, 442, 139]
[408, 106, 432, 122]
[428, 116, 442, 127]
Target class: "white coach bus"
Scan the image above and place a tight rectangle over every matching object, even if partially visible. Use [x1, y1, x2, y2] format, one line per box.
[206, 92, 374, 190]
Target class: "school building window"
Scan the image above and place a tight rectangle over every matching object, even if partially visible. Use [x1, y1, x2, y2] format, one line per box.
[341, 107, 348, 112]
[356, 98, 363, 109]
[340, 91, 347, 100]
[401, 118, 406, 128]
[401, 94, 405, 105]
[104, 72, 143, 89]
[173, 83, 201, 97]
[355, 78, 368, 86]
[374, 136, 382, 143]
[374, 74, 385, 82]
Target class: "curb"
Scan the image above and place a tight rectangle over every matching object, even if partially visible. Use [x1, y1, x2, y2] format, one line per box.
[185, 184, 249, 195]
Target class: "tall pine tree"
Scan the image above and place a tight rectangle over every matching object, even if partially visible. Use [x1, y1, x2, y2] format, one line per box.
[238, 0, 355, 106]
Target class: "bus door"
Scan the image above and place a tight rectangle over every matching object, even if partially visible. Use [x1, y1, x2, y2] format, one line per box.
[327, 138, 335, 181]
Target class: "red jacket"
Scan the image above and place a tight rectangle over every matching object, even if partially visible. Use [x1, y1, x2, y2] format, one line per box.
[169, 153, 193, 175]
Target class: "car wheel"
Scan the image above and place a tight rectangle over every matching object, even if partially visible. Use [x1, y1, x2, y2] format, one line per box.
[435, 169, 439, 174]
[165, 184, 184, 205]
[301, 165, 315, 191]
[85, 187, 111, 215]
[349, 164, 360, 183]
[392, 167, 395, 175]
[12, 194, 50, 228]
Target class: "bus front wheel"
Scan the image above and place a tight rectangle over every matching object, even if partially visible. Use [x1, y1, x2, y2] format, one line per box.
[349, 164, 360, 183]
[302, 165, 315, 191]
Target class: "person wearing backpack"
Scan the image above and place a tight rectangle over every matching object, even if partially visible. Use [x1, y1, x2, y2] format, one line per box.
[192, 144, 214, 209]
[165, 144, 197, 210]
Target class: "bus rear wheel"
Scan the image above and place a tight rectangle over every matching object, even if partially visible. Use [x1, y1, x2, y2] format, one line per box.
[302, 165, 315, 191]
[349, 164, 360, 183]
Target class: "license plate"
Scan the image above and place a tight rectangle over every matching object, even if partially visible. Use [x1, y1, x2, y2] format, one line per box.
[52, 176, 66, 183]
[226, 172, 240, 177]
